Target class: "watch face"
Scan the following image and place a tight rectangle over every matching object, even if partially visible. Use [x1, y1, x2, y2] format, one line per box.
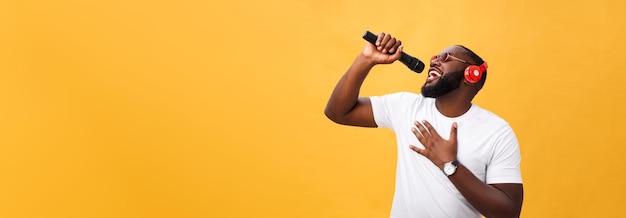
[443, 163, 456, 175]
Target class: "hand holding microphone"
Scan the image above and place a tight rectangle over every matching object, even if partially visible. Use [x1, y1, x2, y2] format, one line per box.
[362, 31, 425, 73]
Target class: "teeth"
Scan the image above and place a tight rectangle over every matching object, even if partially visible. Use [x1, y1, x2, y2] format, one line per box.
[429, 71, 441, 78]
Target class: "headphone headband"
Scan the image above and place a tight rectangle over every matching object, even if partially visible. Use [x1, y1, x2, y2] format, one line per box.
[479, 62, 488, 73]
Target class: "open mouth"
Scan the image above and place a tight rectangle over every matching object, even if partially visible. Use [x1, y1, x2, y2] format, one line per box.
[426, 69, 442, 84]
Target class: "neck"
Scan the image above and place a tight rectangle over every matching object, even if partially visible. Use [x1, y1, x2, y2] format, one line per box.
[434, 90, 474, 117]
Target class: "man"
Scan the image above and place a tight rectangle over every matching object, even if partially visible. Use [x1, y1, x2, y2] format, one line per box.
[324, 32, 523, 217]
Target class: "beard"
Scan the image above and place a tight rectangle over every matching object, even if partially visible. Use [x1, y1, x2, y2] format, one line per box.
[421, 70, 464, 98]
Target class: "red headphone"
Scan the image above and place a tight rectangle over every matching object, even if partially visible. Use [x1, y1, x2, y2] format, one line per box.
[464, 62, 488, 84]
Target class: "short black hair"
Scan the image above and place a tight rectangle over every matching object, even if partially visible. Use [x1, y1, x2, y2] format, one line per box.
[455, 45, 487, 90]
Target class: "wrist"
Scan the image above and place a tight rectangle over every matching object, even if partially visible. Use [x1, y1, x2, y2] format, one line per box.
[442, 160, 460, 176]
[437, 157, 458, 170]
[356, 53, 377, 68]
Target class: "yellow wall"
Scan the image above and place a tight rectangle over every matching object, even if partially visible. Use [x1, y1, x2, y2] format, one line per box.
[2, 0, 625, 217]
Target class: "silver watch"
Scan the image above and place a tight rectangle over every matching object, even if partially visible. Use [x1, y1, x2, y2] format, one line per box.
[443, 160, 460, 176]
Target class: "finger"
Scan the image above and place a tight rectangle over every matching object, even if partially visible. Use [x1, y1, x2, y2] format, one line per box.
[450, 122, 458, 143]
[375, 32, 385, 47]
[379, 34, 392, 52]
[411, 127, 425, 143]
[422, 120, 440, 139]
[390, 45, 403, 60]
[409, 145, 425, 155]
[383, 37, 396, 53]
[414, 121, 431, 137]
[389, 40, 401, 53]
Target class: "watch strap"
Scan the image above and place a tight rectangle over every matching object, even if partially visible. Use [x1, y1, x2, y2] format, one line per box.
[451, 159, 459, 166]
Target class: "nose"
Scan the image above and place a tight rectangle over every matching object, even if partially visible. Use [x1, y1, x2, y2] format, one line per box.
[429, 56, 440, 67]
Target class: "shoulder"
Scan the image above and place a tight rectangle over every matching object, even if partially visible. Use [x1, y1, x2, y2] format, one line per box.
[470, 105, 515, 133]
[371, 92, 426, 103]
[370, 92, 433, 112]
[370, 92, 425, 129]
[471, 105, 507, 124]
[380, 91, 421, 98]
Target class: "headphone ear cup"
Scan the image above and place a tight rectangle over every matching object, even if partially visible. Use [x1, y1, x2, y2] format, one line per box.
[464, 65, 482, 84]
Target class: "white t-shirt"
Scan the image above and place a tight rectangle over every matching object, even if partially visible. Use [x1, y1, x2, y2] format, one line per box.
[370, 92, 522, 218]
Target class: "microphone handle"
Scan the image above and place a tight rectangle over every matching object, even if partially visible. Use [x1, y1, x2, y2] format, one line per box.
[362, 30, 425, 73]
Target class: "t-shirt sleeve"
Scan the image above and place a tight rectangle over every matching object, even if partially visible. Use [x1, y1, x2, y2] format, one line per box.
[486, 125, 523, 184]
[369, 92, 407, 129]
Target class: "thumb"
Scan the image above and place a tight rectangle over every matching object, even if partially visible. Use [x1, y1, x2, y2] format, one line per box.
[390, 45, 403, 61]
[450, 122, 458, 142]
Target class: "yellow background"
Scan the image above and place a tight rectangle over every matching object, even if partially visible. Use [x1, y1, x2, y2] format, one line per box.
[2, 0, 625, 217]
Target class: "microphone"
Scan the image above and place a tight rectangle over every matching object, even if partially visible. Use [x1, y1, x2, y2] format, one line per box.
[362, 30, 425, 73]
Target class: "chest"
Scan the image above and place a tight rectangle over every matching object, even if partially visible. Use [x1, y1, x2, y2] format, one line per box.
[393, 112, 496, 181]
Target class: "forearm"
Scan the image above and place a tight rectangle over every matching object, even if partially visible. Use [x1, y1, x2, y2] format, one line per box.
[449, 165, 522, 218]
[324, 54, 374, 119]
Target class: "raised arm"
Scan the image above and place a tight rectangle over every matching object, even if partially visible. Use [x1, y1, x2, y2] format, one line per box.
[324, 32, 403, 127]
